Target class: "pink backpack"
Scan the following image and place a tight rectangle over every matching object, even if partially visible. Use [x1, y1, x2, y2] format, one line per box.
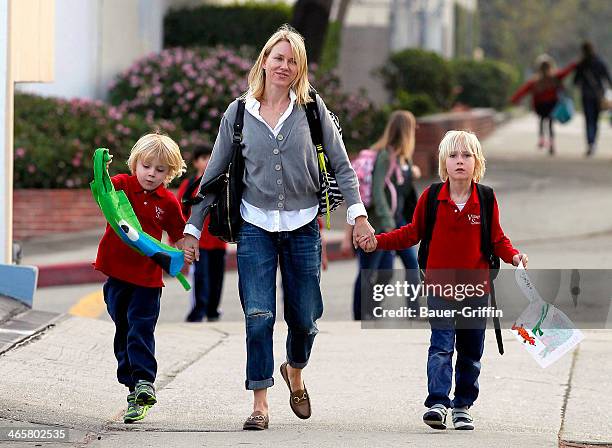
[351, 149, 403, 212]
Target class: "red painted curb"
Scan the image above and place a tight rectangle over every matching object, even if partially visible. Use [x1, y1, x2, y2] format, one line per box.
[36, 241, 354, 288]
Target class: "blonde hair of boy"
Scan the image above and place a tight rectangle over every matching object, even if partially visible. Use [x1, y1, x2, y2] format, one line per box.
[127, 133, 187, 186]
[437, 130, 486, 182]
[371, 110, 416, 164]
[245, 24, 312, 105]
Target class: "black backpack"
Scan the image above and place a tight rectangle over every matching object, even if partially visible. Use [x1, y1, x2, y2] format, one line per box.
[417, 182, 504, 355]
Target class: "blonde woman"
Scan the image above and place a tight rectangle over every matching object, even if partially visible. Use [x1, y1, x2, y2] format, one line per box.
[360, 130, 527, 431]
[183, 25, 373, 430]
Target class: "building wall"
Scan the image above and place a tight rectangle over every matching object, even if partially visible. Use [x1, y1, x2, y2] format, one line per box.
[17, 0, 165, 100]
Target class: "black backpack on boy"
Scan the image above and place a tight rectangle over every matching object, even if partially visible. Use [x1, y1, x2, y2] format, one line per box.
[417, 182, 504, 355]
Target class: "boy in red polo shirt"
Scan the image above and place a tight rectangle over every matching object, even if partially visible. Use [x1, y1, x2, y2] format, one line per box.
[359, 130, 528, 431]
[94, 133, 187, 423]
[177, 147, 227, 322]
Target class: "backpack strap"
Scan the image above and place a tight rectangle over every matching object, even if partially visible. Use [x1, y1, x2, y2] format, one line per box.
[304, 88, 335, 228]
[232, 98, 246, 144]
[192, 99, 245, 206]
[304, 88, 324, 148]
[417, 182, 443, 274]
[476, 183, 500, 275]
[476, 183, 504, 355]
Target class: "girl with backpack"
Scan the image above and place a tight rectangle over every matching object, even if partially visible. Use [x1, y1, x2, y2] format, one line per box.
[359, 130, 528, 431]
[344, 110, 421, 320]
[511, 54, 576, 155]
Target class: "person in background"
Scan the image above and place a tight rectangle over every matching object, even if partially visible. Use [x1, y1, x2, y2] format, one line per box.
[177, 147, 226, 323]
[343, 110, 421, 320]
[511, 54, 576, 155]
[573, 41, 612, 156]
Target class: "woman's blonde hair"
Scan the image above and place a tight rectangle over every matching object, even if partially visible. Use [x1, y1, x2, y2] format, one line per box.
[127, 133, 187, 186]
[437, 130, 486, 182]
[246, 24, 311, 105]
[371, 110, 416, 163]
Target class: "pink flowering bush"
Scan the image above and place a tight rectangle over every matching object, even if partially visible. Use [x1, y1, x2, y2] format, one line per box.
[108, 47, 252, 142]
[110, 47, 385, 155]
[14, 93, 185, 188]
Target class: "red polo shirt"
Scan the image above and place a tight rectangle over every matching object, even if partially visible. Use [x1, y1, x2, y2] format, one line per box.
[376, 181, 518, 274]
[94, 174, 186, 288]
[176, 176, 227, 251]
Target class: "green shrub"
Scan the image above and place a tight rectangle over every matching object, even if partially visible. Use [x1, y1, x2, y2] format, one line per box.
[392, 91, 439, 117]
[451, 58, 519, 109]
[380, 48, 454, 110]
[14, 93, 183, 188]
[164, 2, 291, 49]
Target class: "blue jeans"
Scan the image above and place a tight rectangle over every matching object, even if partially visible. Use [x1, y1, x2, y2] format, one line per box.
[186, 249, 226, 321]
[103, 277, 161, 390]
[236, 219, 323, 390]
[353, 248, 394, 320]
[425, 295, 488, 409]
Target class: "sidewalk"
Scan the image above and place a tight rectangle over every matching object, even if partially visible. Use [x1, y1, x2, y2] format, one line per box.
[0, 316, 609, 447]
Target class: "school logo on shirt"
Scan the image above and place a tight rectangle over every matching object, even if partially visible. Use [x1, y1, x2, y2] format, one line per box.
[155, 206, 164, 220]
[467, 214, 480, 225]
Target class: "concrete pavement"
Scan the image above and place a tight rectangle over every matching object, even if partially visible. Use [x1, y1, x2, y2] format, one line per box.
[1, 112, 612, 447]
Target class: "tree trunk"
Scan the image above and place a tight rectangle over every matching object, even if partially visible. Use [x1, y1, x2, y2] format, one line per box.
[291, 0, 333, 64]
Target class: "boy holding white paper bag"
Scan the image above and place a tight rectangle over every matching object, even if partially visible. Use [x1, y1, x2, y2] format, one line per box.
[359, 130, 528, 431]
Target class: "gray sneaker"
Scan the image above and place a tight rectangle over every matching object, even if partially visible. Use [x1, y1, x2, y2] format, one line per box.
[134, 380, 157, 406]
[423, 404, 448, 430]
[452, 406, 474, 430]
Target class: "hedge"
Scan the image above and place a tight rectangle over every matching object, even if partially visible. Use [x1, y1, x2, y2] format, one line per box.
[380, 48, 455, 110]
[451, 58, 520, 109]
[14, 93, 183, 189]
[164, 2, 291, 50]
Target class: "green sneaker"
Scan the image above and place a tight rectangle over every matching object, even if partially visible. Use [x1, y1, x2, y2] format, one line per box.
[134, 380, 157, 406]
[123, 392, 150, 424]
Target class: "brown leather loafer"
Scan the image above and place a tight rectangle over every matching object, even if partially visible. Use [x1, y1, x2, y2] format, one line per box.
[280, 362, 311, 419]
[243, 411, 269, 430]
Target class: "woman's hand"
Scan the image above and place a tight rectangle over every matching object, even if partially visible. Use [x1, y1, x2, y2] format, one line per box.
[411, 164, 421, 179]
[352, 216, 375, 249]
[513, 253, 529, 268]
[183, 234, 200, 264]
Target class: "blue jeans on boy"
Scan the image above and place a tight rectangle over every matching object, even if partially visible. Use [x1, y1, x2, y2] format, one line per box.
[103, 277, 161, 390]
[353, 248, 394, 320]
[236, 219, 323, 390]
[187, 249, 226, 322]
[425, 295, 488, 409]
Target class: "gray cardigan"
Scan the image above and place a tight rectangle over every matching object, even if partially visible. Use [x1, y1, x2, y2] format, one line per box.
[187, 94, 362, 231]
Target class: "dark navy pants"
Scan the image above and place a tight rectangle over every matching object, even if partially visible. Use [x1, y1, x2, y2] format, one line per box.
[103, 277, 161, 390]
[187, 249, 226, 321]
